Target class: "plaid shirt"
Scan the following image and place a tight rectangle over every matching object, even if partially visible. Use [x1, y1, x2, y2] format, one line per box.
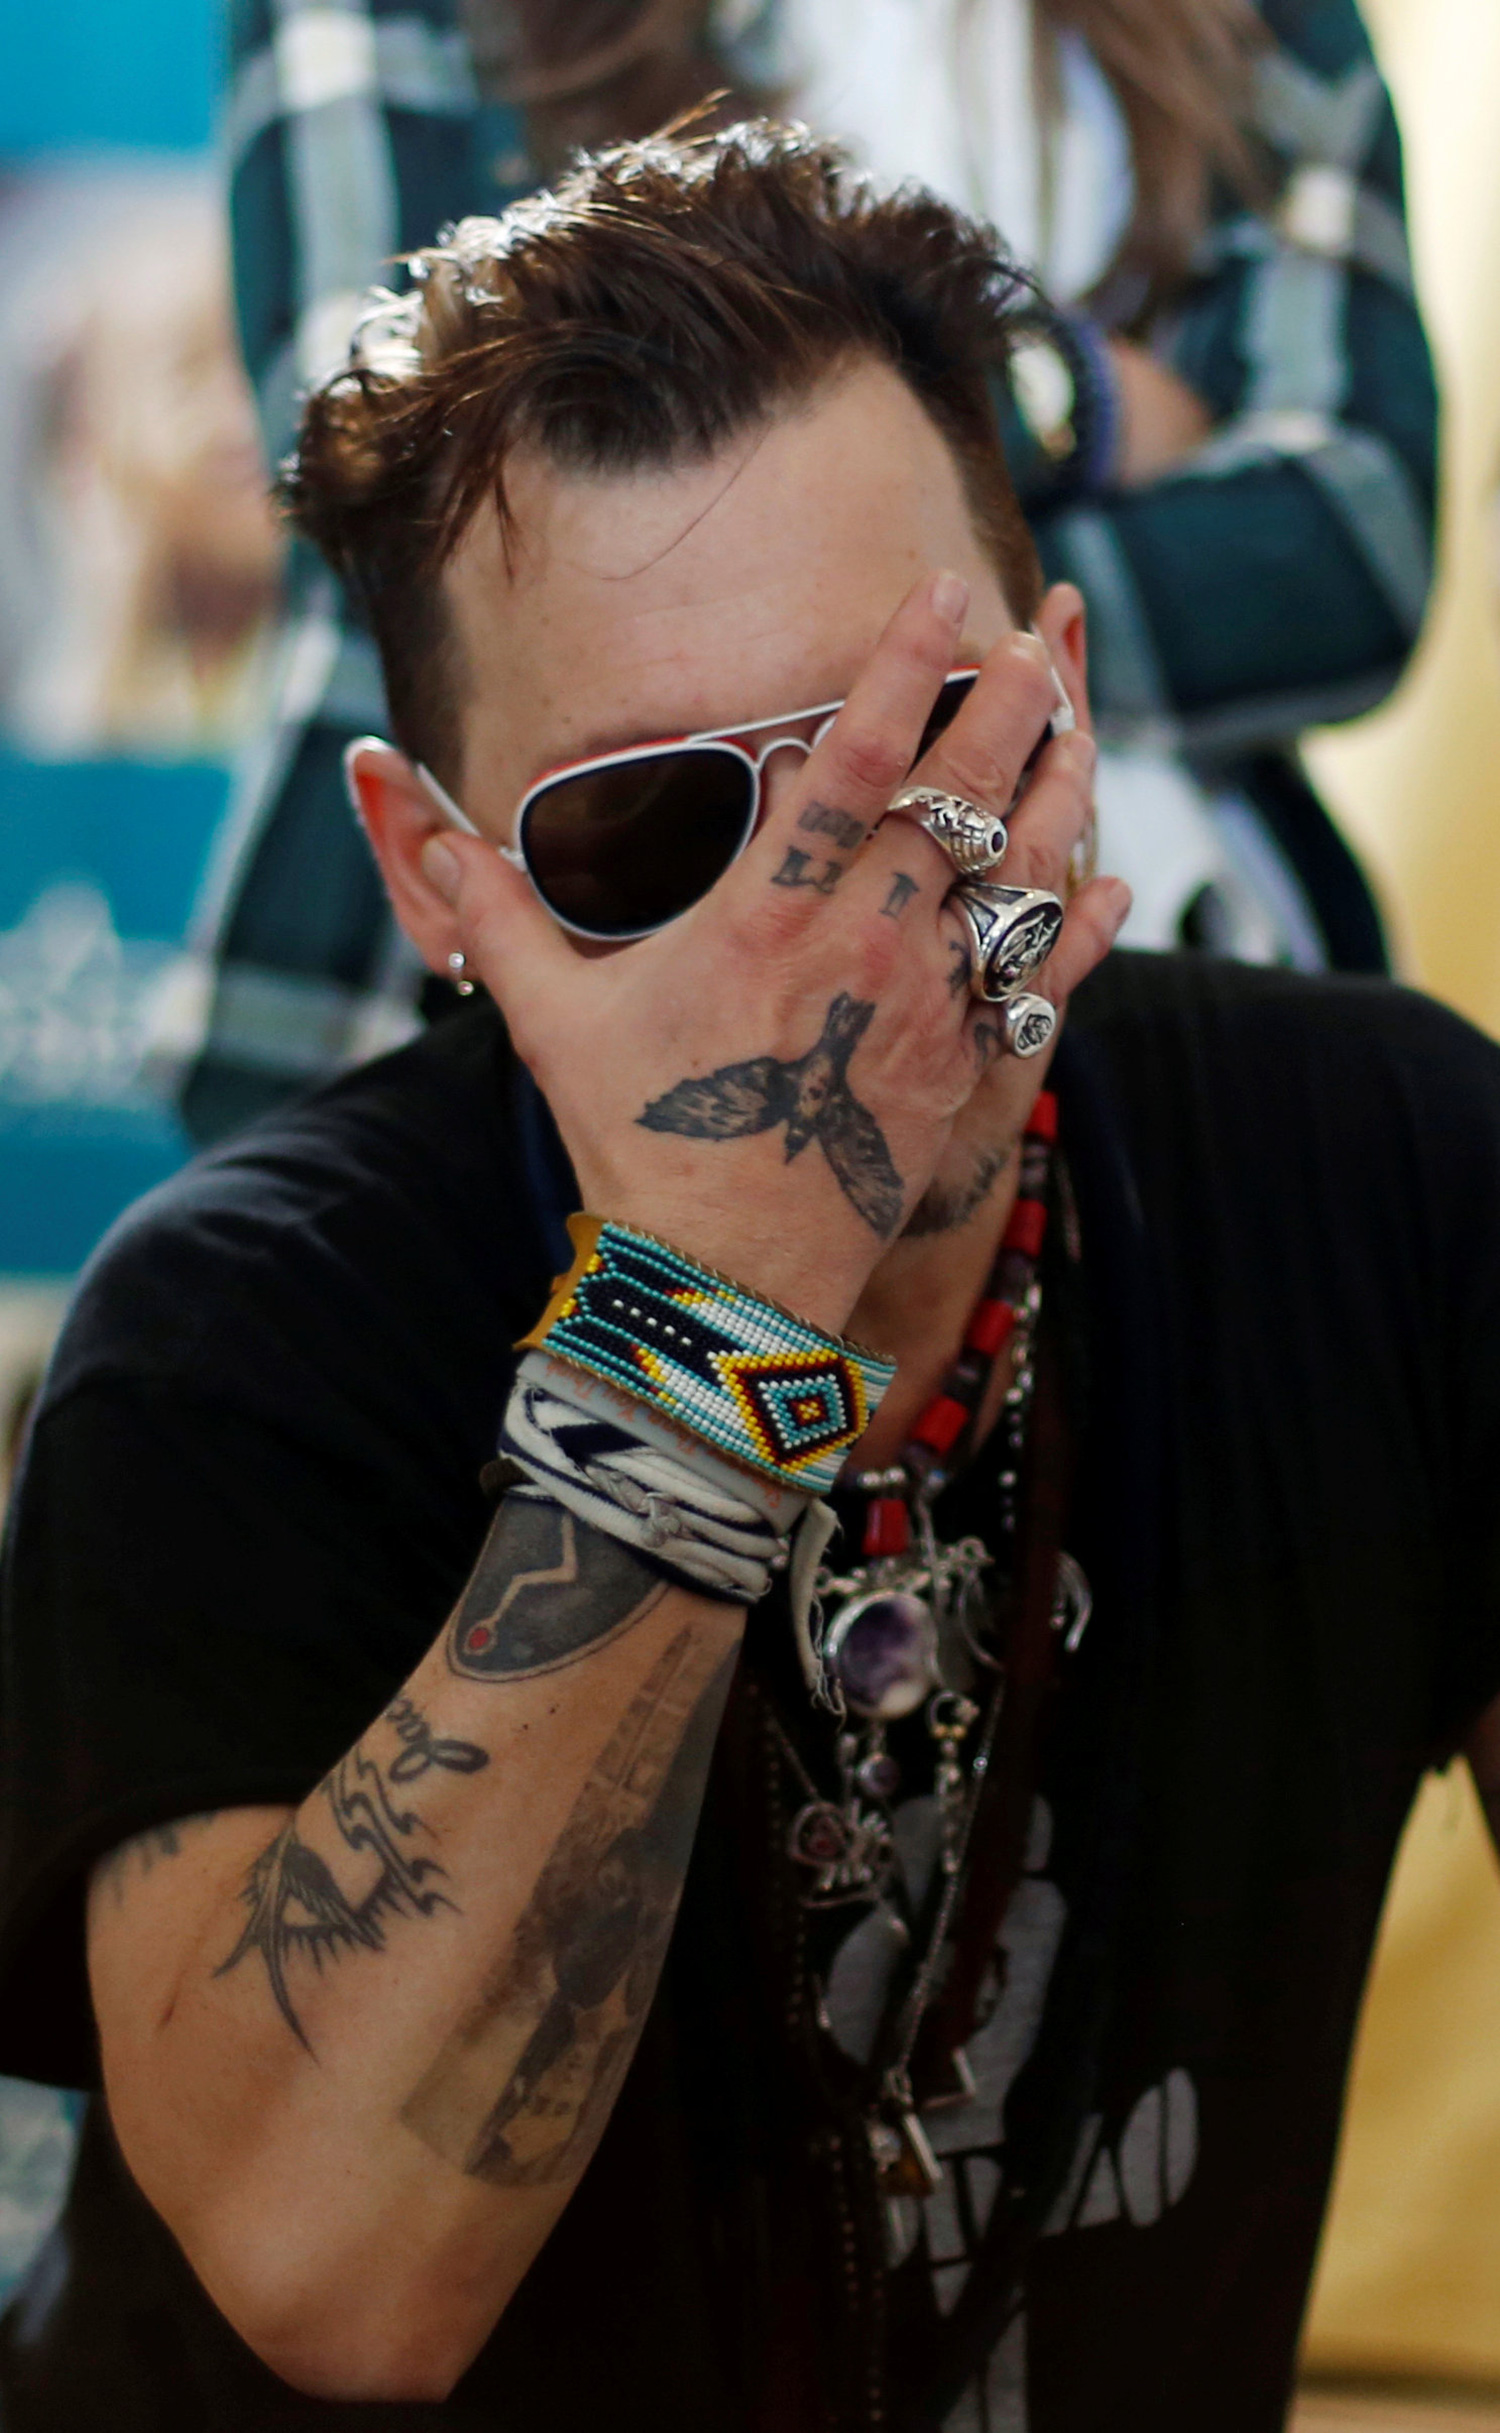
[175, 0, 1437, 1144]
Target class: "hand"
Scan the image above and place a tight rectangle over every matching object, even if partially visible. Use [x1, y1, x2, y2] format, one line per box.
[1107, 339, 1212, 487]
[422, 573, 1128, 1332]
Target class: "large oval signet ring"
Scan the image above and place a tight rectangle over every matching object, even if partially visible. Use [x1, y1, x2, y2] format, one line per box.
[951, 880, 1064, 1003]
[1000, 993, 1057, 1059]
[889, 786, 1009, 878]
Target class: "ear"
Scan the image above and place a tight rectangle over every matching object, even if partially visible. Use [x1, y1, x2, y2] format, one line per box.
[1032, 583, 1091, 739]
[344, 738, 471, 979]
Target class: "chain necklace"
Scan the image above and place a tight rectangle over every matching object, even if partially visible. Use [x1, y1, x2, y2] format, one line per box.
[775, 1092, 1087, 2200]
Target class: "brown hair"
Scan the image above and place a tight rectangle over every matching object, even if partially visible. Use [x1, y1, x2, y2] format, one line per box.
[287, 123, 1045, 776]
[471, 0, 1264, 307]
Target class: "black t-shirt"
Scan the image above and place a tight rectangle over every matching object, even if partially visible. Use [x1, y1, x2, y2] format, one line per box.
[3, 952, 1500, 2433]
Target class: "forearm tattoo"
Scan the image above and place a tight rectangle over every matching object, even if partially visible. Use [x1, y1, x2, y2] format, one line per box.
[638, 991, 905, 1238]
[402, 1628, 734, 2187]
[447, 1497, 667, 1682]
[94, 1811, 221, 1907]
[216, 1699, 487, 2052]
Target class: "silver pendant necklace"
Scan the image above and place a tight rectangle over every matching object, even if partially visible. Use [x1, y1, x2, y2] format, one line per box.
[774, 1095, 1076, 2197]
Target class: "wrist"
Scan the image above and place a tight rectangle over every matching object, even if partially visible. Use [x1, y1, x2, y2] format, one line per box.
[518, 1216, 897, 1496]
[592, 1201, 873, 1337]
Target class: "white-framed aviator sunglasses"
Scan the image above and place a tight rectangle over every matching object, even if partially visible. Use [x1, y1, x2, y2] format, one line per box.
[386, 636, 1074, 945]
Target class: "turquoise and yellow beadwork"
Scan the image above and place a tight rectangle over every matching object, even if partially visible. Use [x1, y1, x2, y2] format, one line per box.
[521, 1217, 895, 1492]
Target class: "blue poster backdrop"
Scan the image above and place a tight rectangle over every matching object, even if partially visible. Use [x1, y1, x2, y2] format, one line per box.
[0, 0, 232, 2306]
[0, 0, 238, 1284]
[0, 753, 227, 1272]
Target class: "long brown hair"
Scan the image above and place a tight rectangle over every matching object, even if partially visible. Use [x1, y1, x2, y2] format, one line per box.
[462, 0, 1264, 311]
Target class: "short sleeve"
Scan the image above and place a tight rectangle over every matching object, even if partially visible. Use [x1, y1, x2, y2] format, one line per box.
[1428, 1027, 1500, 1750]
[0, 1379, 488, 2087]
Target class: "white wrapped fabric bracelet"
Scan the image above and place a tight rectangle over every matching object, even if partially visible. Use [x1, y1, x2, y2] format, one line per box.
[500, 1357, 797, 1605]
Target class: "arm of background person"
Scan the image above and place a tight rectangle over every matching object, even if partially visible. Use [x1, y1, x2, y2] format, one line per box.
[1032, 0, 1439, 756]
[88, 1498, 744, 2404]
[173, 0, 530, 1148]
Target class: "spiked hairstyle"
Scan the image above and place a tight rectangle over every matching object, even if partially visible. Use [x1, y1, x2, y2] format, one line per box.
[286, 122, 1047, 779]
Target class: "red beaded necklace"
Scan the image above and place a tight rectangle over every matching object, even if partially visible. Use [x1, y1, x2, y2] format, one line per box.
[853, 1085, 1058, 1562]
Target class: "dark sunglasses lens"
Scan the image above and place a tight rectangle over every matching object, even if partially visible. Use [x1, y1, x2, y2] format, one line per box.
[523, 746, 755, 938]
[915, 671, 977, 763]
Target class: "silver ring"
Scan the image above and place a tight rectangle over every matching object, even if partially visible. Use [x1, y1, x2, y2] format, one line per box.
[888, 786, 1008, 878]
[951, 881, 1064, 1003]
[1000, 993, 1056, 1059]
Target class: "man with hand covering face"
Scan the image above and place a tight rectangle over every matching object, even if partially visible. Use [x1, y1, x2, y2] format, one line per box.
[2, 126, 1499, 2433]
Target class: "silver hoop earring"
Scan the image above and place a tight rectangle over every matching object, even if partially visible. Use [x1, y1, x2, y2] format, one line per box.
[447, 949, 475, 998]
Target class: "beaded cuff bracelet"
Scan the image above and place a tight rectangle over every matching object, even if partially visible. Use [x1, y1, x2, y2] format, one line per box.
[519, 1216, 896, 1493]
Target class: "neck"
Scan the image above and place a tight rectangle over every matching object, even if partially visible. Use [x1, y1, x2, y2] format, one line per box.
[846, 1147, 1023, 1471]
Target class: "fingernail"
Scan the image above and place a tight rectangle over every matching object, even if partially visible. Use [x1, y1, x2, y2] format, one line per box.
[421, 837, 461, 904]
[1105, 878, 1133, 926]
[931, 570, 969, 625]
[1068, 731, 1098, 774]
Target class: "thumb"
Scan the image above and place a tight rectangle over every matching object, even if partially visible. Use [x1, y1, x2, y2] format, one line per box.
[420, 830, 580, 1043]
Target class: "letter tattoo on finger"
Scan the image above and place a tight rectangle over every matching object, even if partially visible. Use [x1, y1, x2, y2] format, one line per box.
[882, 873, 920, 920]
[797, 801, 866, 852]
[770, 847, 842, 895]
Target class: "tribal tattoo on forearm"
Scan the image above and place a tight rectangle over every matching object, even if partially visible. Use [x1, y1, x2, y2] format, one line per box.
[402, 1627, 735, 2187]
[638, 991, 905, 1238]
[216, 1698, 487, 2052]
[447, 1497, 667, 1682]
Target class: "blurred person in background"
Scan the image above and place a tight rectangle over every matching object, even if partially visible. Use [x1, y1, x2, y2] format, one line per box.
[0, 174, 283, 759]
[172, 0, 1436, 1145]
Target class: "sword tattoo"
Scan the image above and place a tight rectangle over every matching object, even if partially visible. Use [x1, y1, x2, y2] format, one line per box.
[637, 992, 905, 1238]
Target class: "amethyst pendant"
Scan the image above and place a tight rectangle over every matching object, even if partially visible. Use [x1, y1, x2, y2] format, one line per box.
[824, 1589, 939, 1720]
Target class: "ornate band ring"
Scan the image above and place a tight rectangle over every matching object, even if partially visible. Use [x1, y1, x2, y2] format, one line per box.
[888, 786, 1009, 879]
[950, 880, 1064, 1004]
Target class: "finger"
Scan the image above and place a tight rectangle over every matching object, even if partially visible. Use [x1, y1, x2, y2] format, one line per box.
[824, 717, 1092, 963]
[992, 728, 1098, 890]
[1041, 874, 1133, 1002]
[900, 628, 1060, 821]
[961, 876, 1130, 1069]
[421, 829, 582, 1046]
[1017, 872, 1131, 1013]
[735, 568, 970, 899]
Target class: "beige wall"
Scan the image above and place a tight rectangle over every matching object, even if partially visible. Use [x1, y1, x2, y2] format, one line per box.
[1298, 0, 1500, 2380]
[1306, 0, 1500, 1026]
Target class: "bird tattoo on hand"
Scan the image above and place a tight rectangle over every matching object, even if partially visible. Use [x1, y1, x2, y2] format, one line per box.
[637, 992, 905, 1237]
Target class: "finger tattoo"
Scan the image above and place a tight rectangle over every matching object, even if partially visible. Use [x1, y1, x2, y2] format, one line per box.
[797, 800, 866, 852]
[881, 873, 920, 920]
[770, 847, 843, 896]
